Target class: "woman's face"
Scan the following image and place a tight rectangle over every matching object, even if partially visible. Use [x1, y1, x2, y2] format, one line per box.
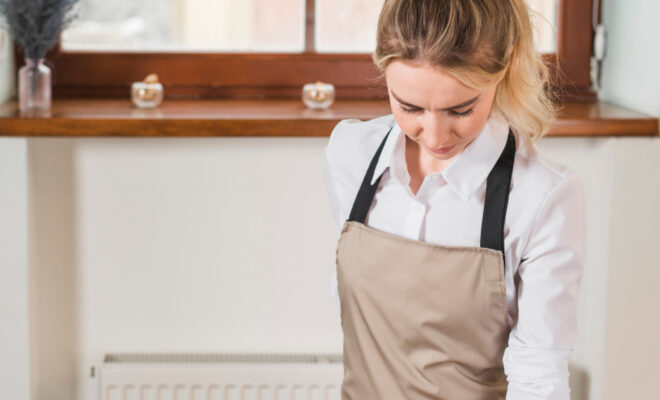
[385, 60, 498, 162]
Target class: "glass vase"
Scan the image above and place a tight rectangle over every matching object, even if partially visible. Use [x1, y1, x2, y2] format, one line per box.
[18, 58, 52, 114]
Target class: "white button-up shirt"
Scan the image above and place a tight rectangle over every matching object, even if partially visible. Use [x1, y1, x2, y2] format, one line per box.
[323, 110, 586, 400]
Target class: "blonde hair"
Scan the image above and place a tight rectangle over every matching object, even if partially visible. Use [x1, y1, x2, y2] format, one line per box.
[373, 0, 555, 142]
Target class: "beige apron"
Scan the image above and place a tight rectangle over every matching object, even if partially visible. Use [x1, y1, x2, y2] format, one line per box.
[336, 126, 516, 399]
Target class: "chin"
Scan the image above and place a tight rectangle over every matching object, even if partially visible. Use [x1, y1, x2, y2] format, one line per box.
[429, 152, 458, 160]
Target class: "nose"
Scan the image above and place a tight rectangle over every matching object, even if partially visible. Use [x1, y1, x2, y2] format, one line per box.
[421, 113, 451, 149]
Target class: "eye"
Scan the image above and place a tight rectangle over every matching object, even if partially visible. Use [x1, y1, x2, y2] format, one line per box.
[449, 108, 474, 118]
[399, 105, 422, 114]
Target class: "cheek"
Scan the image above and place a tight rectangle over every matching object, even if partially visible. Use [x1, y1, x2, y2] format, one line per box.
[454, 106, 492, 138]
[391, 110, 420, 136]
[455, 116, 485, 135]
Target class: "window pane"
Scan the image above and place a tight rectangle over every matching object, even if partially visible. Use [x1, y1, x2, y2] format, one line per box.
[61, 0, 305, 52]
[315, 0, 384, 53]
[315, 0, 557, 54]
[527, 0, 558, 53]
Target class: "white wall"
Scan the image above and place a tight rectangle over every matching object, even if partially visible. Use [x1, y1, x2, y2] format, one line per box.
[603, 139, 660, 400]
[0, 138, 30, 400]
[599, 1, 660, 398]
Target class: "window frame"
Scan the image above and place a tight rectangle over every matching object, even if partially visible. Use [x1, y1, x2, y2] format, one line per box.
[34, 0, 596, 101]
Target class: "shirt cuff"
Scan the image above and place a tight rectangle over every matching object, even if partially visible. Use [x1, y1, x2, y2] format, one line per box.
[503, 346, 572, 400]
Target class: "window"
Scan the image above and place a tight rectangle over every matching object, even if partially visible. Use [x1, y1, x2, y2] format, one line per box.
[46, 0, 596, 101]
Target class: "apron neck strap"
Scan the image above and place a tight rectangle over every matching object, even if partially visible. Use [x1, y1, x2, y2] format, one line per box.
[347, 127, 393, 223]
[480, 129, 516, 259]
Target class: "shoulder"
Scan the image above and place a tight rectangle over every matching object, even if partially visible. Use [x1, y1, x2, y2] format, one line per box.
[506, 132, 586, 265]
[485, 109, 583, 208]
[325, 114, 395, 180]
[326, 114, 395, 163]
[511, 132, 585, 222]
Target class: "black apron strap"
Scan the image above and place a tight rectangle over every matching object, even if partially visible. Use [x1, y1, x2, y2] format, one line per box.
[347, 125, 517, 265]
[480, 128, 516, 260]
[347, 127, 392, 223]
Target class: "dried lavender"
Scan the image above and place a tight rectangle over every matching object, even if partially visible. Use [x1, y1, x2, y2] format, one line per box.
[0, 0, 79, 59]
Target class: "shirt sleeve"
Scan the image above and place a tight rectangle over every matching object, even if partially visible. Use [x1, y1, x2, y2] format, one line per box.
[504, 170, 587, 400]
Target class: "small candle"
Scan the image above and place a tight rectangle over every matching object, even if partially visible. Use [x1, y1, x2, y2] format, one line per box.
[131, 74, 164, 108]
[302, 81, 335, 109]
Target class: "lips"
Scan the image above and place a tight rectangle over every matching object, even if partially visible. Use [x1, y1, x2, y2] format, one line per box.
[429, 144, 456, 154]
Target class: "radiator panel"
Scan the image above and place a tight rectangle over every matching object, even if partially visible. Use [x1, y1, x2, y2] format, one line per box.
[99, 354, 343, 400]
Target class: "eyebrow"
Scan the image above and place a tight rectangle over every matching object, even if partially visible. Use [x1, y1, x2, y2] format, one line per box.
[390, 91, 480, 111]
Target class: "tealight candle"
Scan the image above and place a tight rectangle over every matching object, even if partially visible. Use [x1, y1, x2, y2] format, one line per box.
[302, 81, 335, 109]
[131, 73, 164, 108]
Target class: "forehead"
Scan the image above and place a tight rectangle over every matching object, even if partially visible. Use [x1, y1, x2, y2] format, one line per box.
[384, 60, 480, 108]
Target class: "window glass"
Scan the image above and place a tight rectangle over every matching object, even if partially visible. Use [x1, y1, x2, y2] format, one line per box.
[61, 0, 305, 52]
[527, 0, 558, 53]
[315, 0, 384, 53]
[315, 0, 557, 53]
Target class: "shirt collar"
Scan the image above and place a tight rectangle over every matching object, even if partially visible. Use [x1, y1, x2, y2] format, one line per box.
[370, 110, 512, 202]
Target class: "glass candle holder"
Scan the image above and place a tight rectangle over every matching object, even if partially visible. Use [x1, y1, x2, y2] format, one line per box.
[302, 81, 335, 109]
[131, 74, 164, 108]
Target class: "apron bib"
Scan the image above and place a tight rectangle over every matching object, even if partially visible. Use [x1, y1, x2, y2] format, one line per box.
[336, 125, 516, 399]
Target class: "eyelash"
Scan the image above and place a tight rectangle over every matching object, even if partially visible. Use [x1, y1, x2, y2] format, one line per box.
[399, 106, 474, 118]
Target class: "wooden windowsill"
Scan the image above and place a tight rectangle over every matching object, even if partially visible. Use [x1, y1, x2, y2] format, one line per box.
[0, 99, 657, 137]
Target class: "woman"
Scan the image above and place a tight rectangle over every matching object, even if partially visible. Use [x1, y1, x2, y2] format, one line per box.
[323, 0, 586, 399]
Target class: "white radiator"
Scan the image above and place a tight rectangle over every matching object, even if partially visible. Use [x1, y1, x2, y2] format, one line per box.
[99, 353, 343, 400]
